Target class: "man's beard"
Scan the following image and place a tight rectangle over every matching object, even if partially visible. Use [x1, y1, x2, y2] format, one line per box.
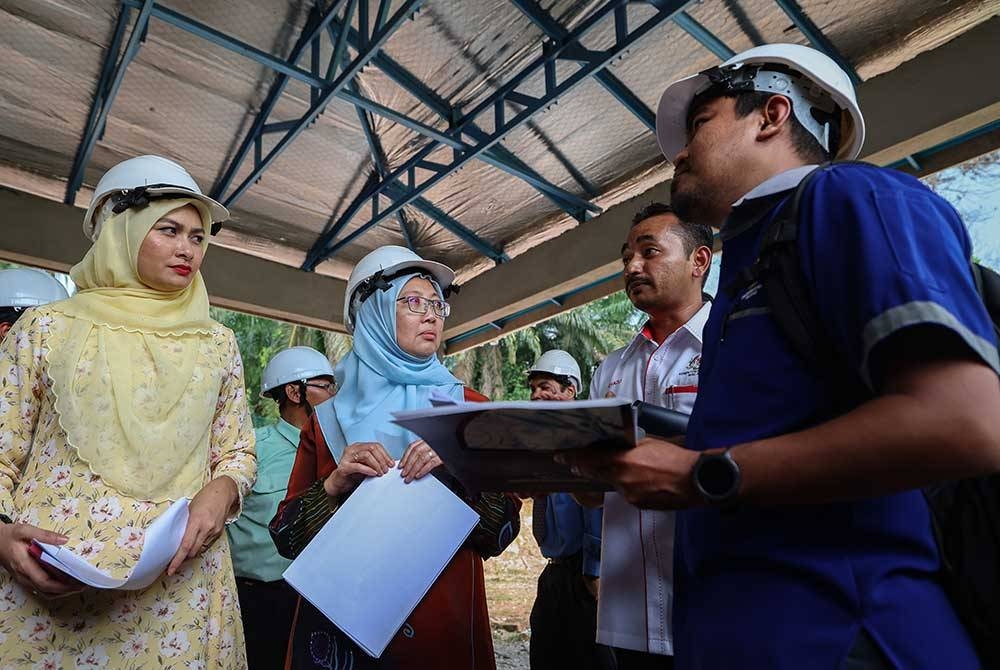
[670, 181, 713, 224]
[627, 288, 656, 312]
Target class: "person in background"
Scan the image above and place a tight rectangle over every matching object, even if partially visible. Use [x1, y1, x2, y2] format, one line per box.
[227, 345, 336, 670]
[270, 246, 521, 670]
[581, 203, 713, 670]
[0, 267, 69, 340]
[525, 349, 615, 670]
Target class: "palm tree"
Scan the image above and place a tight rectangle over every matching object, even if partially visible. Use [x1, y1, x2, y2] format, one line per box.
[210, 307, 334, 426]
[446, 291, 640, 399]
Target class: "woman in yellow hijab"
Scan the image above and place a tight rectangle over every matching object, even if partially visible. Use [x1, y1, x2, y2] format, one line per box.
[0, 156, 256, 668]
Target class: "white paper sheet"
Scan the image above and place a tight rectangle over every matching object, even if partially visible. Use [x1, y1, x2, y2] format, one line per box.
[282, 470, 479, 658]
[33, 497, 189, 590]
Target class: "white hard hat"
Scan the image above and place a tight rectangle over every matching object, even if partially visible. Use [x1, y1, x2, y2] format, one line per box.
[260, 346, 336, 397]
[527, 349, 582, 392]
[656, 43, 865, 163]
[0, 268, 70, 309]
[343, 245, 456, 335]
[82, 155, 229, 241]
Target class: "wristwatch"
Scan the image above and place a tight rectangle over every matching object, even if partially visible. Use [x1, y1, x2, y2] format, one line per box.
[0, 513, 13, 524]
[692, 448, 742, 505]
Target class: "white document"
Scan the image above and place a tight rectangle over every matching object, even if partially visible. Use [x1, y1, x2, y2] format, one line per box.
[282, 471, 479, 658]
[33, 497, 189, 590]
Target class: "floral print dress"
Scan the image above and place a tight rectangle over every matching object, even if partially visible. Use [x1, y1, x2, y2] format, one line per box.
[0, 307, 256, 669]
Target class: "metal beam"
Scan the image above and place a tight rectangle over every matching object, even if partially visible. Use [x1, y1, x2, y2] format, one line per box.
[121, 0, 457, 145]
[383, 183, 509, 263]
[211, 1, 348, 201]
[65, 1, 150, 203]
[510, 0, 657, 131]
[122, 0, 329, 87]
[109, 0, 590, 227]
[218, 0, 425, 208]
[772, 0, 861, 84]
[888, 118, 1000, 174]
[673, 11, 735, 60]
[350, 82, 415, 251]
[325, 21, 597, 221]
[326, 56, 509, 262]
[303, 0, 689, 271]
[442, 18, 1000, 351]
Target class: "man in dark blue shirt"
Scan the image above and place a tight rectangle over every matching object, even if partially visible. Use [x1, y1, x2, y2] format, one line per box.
[525, 350, 614, 670]
[564, 43, 1000, 669]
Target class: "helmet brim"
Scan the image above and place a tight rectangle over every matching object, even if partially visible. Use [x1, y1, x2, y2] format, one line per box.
[344, 258, 456, 334]
[657, 56, 865, 163]
[379, 259, 456, 294]
[83, 187, 229, 241]
[656, 73, 709, 166]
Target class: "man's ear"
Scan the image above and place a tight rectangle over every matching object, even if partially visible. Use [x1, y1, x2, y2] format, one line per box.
[757, 94, 794, 143]
[691, 245, 713, 281]
[285, 382, 302, 404]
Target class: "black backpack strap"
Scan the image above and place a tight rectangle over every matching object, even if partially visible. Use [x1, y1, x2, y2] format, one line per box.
[733, 162, 867, 401]
[757, 167, 828, 372]
[722, 165, 831, 370]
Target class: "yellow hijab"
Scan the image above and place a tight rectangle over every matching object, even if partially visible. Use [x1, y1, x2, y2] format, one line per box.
[47, 198, 222, 502]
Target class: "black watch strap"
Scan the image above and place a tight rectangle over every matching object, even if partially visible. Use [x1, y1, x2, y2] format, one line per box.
[692, 448, 742, 505]
[0, 513, 13, 524]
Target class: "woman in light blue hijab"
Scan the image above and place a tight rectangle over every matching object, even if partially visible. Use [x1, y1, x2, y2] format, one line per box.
[271, 247, 520, 670]
[326, 270, 463, 467]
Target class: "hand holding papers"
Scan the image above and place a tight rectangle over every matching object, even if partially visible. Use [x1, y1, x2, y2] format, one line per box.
[31, 498, 189, 590]
[283, 470, 479, 658]
[392, 398, 641, 493]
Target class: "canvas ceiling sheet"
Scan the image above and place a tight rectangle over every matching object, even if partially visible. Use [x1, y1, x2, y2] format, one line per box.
[1, 0, 997, 280]
[324, 0, 999, 280]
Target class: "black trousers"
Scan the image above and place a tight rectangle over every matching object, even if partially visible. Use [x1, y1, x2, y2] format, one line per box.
[236, 576, 299, 670]
[529, 553, 617, 670]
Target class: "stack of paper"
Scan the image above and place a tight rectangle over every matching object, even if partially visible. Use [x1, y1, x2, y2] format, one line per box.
[283, 471, 479, 658]
[32, 497, 189, 590]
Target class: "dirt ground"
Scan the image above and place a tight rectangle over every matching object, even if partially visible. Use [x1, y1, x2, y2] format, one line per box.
[485, 498, 545, 670]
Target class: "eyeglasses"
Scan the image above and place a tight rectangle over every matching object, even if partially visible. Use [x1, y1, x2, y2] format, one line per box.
[304, 381, 336, 393]
[396, 296, 451, 318]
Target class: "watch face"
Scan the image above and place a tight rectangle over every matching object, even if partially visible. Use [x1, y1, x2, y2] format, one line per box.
[697, 455, 738, 498]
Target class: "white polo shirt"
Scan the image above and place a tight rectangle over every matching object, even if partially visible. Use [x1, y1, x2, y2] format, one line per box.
[592, 302, 710, 655]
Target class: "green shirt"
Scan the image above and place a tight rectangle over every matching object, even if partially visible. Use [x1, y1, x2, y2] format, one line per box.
[226, 419, 300, 582]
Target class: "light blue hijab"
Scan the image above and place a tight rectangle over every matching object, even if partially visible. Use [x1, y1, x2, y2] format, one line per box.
[327, 272, 463, 461]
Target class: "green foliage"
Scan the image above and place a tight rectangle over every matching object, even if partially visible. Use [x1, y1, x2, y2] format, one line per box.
[209, 307, 337, 427]
[446, 291, 642, 399]
[211, 290, 640, 416]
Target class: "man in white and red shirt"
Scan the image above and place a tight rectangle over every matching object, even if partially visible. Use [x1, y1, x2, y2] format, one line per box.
[589, 202, 713, 670]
